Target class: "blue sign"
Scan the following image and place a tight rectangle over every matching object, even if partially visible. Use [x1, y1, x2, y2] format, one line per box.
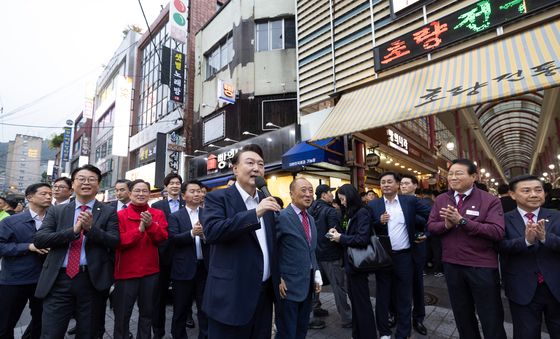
[61, 127, 72, 162]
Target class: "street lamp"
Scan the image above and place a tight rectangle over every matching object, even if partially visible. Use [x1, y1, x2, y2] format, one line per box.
[224, 138, 238, 143]
[207, 144, 220, 148]
[194, 150, 208, 154]
[265, 122, 281, 129]
[242, 131, 258, 137]
[446, 142, 455, 151]
[549, 164, 555, 170]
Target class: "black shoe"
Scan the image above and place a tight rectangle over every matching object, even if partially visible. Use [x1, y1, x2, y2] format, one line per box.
[186, 315, 195, 328]
[308, 319, 326, 329]
[67, 325, 77, 335]
[128, 332, 134, 339]
[313, 308, 329, 317]
[153, 328, 164, 339]
[388, 314, 396, 328]
[413, 320, 427, 335]
[341, 321, 353, 328]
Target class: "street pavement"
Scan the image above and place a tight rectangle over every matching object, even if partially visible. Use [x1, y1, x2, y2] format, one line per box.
[14, 273, 551, 338]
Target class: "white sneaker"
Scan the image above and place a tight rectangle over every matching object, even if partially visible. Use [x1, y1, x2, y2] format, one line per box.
[380, 336, 391, 339]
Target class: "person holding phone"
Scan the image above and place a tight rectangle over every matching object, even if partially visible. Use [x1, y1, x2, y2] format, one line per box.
[112, 180, 168, 339]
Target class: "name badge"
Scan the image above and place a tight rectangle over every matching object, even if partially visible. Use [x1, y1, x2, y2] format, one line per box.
[466, 210, 479, 216]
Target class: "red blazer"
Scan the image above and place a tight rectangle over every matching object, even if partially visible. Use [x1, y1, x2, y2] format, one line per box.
[114, 205, 168, 280]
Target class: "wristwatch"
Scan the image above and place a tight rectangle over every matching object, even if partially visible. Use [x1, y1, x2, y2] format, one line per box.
[458, 218, 468, 227]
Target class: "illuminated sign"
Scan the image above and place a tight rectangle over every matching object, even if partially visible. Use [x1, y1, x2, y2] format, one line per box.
[218, 79, 236, 104]
[387, 129, 409, 154]
[169, 0, 189, 44]
[171, 50, 185, 103]
[375, 0, 560, 71]
[61, 127, 72, 162]
[207, 148, 239, 174]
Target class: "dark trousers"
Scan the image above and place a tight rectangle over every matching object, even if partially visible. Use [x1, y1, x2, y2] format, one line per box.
[92, 288, 110, 338]
[412, 243, 426, 322]
[172, 262, 208, 339]
[275, 287, 312, 339]
[207, 279, 273, 339]
[509, 283, 560, 339]
[41, 269, 96, 339]
[0, 284, 42, 339]
[315, 259, 352, 323]
[347, 272, 376, 339]
[444, 263, 506, 339]
[376, 251, 413, 339]
[427, 235, 442, 272]
[113, 273, 159, 339]
[153, 264, 171, 337]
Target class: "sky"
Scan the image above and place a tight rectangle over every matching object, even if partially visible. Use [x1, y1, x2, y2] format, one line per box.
[0, 0, 166, 142]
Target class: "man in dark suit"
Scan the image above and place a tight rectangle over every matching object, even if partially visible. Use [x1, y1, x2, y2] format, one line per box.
[109, 179, 131, 211]
[498, 183, 517, 213]
[427, 159, 506, 339]
[275, 178, 322, 339]
[34, 164, 120, 339]
[168, 180, 209, 339]
[499, 174, 560, 339]
[152, 172, 187, 337]
[0, 183, 52, 339]
[200, 144, 281, 339]
[369, 172, 430, 339]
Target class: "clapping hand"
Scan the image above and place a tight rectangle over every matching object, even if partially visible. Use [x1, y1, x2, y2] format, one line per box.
[139, 211, 152, 232]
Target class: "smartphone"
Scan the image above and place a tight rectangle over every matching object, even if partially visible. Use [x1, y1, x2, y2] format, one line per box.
[325, 232, 334, 239]
[414, 232, 425, 240]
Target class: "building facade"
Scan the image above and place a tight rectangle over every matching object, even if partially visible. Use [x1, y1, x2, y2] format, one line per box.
[70, 111, 93, 172]
[5, 135, 42, 193]
[127, 2, 217, 190]
[188, 0, 301, 198]
[91, 30, 141, 193]
[297, 0, 560, 189]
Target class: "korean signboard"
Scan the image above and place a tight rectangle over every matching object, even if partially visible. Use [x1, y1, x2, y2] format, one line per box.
[112, 76, 132, 157]
[171, 49, 185, 103]
[218, 79, 236, 104]
[169, 0, 189, 44]
[375, 0, 560, 71]
[207, 148, 239, 174]
[61, 127, 72, 162]
[387, 129, 409, 154]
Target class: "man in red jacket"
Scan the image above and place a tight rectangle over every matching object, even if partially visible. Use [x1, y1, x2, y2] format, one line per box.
[427, 159, 506, 339]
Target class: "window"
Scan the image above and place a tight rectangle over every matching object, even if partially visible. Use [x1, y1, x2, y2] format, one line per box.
[206, 35, 234, 78]
[256, 18, 296, 51]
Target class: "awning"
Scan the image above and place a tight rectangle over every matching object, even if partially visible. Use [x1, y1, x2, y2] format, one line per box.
[282, 138, 344, 169]
[312, 20, 560, 140]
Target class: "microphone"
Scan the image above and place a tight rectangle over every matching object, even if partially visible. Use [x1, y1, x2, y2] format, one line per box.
[255, 176, 272, 197]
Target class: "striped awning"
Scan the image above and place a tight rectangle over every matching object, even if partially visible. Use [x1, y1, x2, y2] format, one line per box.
[311, 20, 560, 140]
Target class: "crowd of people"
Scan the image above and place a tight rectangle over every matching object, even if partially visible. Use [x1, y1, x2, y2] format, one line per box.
[0, 143, 559, 339]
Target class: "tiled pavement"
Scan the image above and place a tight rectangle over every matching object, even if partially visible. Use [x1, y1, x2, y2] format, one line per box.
[14, 274, 551, 338]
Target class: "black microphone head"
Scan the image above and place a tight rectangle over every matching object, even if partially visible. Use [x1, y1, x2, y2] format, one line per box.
[255, 176, 267, 190]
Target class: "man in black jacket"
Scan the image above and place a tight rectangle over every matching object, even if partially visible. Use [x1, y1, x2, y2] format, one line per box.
[309, 184, 352, 328]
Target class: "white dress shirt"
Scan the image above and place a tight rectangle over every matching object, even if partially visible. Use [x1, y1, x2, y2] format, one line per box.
[117, 200, 129, 211]
[235, 182, 270, 281]
[384, 195, 410, 251]
[29, 208, 44, 230]
[518, 207, 542, 246]
[187, 206, 203, 260]
[454, 187, 474, 204]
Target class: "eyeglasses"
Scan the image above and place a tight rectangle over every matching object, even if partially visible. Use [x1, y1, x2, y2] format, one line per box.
[75, 177, 99, 184]
[132, 189, 150, 194]
[53, 185, 69, 190]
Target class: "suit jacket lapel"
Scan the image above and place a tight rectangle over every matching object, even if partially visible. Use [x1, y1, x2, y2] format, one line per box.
[63, 202, 76, 231]
[92, 201, 102, 227]
[508, 211, 525, 237]
[287, 205, 308, 244]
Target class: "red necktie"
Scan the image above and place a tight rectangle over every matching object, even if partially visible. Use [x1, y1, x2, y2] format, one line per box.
[457, 193, 465, 211]
[526, 212, 545, 284]
[66, 205, 88, 278]
[301, 210, 311, 245]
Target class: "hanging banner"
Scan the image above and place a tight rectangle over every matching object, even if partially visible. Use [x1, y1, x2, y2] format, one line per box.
[171, 49, 185, 103]
[61, 127, 72, 162]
